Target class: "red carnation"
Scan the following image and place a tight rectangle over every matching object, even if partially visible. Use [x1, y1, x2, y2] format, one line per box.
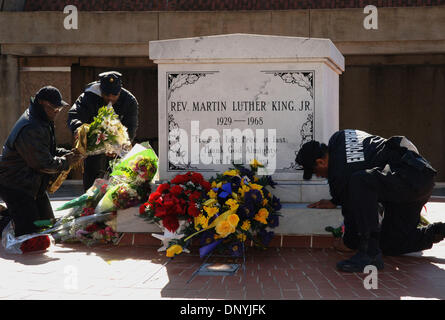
[200, 181, 212, 192]
[162, 215, 179, 233]
[187, 202, 201, 217]
[154, 205, 167, 218]
[85, 223, 100, 233]
[171, 174, 187, 185]
[190, 172, 204, 184]
[156, 183, 170, 194]
[189, 191, 202, 202]
[149, 192, 162, 203]
[139, 204, 146, 215]
[170, 185, 184, 197]
[20, 235, 51, 253]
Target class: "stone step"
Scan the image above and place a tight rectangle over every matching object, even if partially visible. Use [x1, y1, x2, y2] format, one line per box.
[116, 203, 343, 236]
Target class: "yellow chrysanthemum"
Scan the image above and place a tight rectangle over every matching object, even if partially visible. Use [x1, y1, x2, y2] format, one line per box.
[254, 208, 269, 224]
[211, 181, 218, 189]
[237, 233, 247, 242]
[250, 183, 263, 190]
[262, 198, 269, 206]
[204, 205, 219, 217]
[250, 159, 263, 168]
[241, 220, 251, 231]
[215, 220, 236, 238]
[207, 189, 218, 199]
[227, 214, 240, 227]
[194, 214, 209, 230]
[238, 184, 250, 197]
[225, 199, 239, 212]
[166, 244, 182, 257]
[223, 169, 240, 177]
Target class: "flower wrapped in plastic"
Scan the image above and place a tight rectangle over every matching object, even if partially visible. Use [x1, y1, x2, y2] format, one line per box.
[48, 104, 131, 193]
[84, 104, 131, 156]
[163, 160, 282, 258]
[94, 144, 158, 214]
[2, 222, 53, 254]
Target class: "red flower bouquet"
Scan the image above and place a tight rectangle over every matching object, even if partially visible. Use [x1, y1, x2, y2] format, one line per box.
[139, 171, 210, 233]
[20, 235, 51, 253]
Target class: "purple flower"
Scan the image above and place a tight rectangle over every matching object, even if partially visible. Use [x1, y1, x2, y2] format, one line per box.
[238, 203, 255, 219]
[230, 242, 243, 257]
[259, 229, 274, 247]
[244, 189, 263, 206]
[271, 196, 282, 211]
[267, 214, 279, 228]
[199, 230, 215, 247]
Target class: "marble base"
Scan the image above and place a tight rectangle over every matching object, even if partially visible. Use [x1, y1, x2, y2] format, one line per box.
[116, 202, 342, 235]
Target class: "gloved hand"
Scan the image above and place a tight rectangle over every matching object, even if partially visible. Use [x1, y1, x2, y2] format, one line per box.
[65, 151, 84, 166]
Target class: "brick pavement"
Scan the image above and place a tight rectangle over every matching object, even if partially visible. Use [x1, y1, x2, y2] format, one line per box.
[0, 239, 444, 300]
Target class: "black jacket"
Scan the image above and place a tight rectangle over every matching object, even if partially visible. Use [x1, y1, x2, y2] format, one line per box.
[0, 100, 70, 198]
[328, 129, 436, 206]
[67, 82, 139, 140]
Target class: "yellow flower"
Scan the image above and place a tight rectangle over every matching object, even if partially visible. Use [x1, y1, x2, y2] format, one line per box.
[204, 206, 219, 217]
[211, 181, 218, 189]
[254, 208, 269, 224]
[250, 183, 263, 190]
[223, 169, 240, 177]
[194, 214, 209, 230]
[250, 159, 263, 168]
[227, 214, 240, 227]
[237, 233, 247, 242]
[207, 190, 218, 199]
[203, 198, 217, 206]
[262, 198, 269, 206]
[241, 220, 251, 231]
[225, 198, 239, 212]
[238, 184, 250, 197]
[254, 176, 259, 182]
[231, 192, 239, 200]
[215, 220, 236, 238]
[166, 244, 182, 257]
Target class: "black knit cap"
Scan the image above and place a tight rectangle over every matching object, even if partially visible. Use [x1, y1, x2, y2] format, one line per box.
[295, 140, 324, 180]
[99, 71, 122, 95]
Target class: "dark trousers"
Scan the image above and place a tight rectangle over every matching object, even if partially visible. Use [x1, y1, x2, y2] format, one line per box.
[0, 186, 54, 237]
[83, 154, 110, 191]
[341, 163, 436, 256]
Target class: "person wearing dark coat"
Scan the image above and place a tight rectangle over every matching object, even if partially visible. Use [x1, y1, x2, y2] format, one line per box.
[67, 71, 139, 191]
[296, 129, 445, 273]
[0, 86, 83, 236]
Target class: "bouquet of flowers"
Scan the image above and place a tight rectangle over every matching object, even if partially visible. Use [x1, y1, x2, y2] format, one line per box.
[95, 145, 158, 214]
[153, 160, 282, 258]
[84, 104, 131, 156]
[48, 104, 131, 193]
[139, 172, 212, 234]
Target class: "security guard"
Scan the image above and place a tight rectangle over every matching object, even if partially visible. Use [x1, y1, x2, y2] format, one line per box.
[296, 129, 444, 272]
[67, 71, 139, 190]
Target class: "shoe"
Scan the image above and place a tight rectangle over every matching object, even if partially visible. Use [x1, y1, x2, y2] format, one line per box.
[337, 232, 384, 273]
[336, 251, 384, 273]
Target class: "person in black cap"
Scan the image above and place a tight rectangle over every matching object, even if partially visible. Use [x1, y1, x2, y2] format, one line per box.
[67, 71, 139, 190]
[0, 86, 84, 236]
[296, 129, 445, 272]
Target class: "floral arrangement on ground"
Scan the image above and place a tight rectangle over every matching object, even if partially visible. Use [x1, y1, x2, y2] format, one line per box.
[139, 160, 282, 258]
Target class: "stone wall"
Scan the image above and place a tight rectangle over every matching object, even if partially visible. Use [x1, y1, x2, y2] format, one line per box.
[19, 70, 72, 147]
[0, 55, 21, 147]
[20, 0, 445, 11]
